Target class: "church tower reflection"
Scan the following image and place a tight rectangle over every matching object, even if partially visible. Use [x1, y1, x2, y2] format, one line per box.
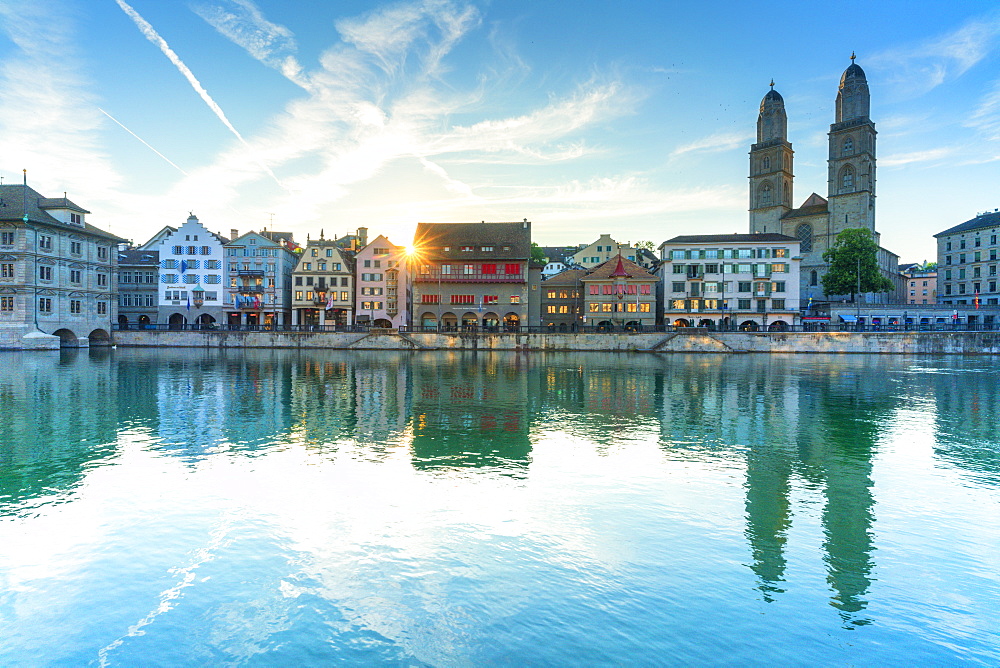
[733, 358, 886, 625]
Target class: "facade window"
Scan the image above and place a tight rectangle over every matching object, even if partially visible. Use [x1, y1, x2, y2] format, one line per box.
[97, 273, 108, 286]
[70, 270, 81, 283]
[464, 264, 475, 275]
[422, 295, 439, 304]
[960, 239, 966, 250]
[738, 299, 751, 310]
[796, 224, 813, 253]
[772, 299, 785, 309]
[504, 263, 522, 275]
[759, 182, 772, 207]
[38, 297, 52, 313]
[70, 300, 81, 314]
[841, 166, 854, 191]
[97, 302, 107, 315]
[39, 265, 52, 281]
[1, 296, 14, 311]
[510, 295, 521, 304]
[0, 263, 13, 278]
[0, 231, 14, 245]
[842, 137, 854, 156]
[70, 241, 81, 254]
[737, 282, 751, 292]
[946, 241, 953, 251]
[39, 235, 53, 250]
[341, 291, 350, 301]
[295, 291, 303, 300]
[461, 246, 473, 252]
[450, 294, 475, 305]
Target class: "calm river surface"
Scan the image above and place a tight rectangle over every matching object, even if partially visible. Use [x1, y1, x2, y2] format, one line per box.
[1, 349, 999, 666]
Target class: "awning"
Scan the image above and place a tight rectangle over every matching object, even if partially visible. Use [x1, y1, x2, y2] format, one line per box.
[839, 315, 858, 323]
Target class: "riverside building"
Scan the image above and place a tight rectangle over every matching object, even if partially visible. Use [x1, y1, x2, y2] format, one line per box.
[659, 234, 801, 330]
[935, 210, 1000, 306]
[579, 255, 658, 330]
[140, 214, 228, 328]
[353, 235, 410, 329]
[225, 230, 298, 328]
[116, 248, 159, 328]
[0, 184, 125, 349]
[410, 221, 534, 330]
[291, 237, 354, 328]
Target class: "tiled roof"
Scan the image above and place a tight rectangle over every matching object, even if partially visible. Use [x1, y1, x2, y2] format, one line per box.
[543, 268, 587, 285]
[0, 184, 127, 242]
[934, 211, 1000, 237]
[781, 192, 829, 220]
[412, 221, 531, 260]
[118, 249, 160, 265]
[581, 255, 657, 281]
[662, 233, 797, 245]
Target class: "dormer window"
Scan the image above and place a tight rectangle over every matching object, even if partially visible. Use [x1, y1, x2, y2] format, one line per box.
[481, 246, 493, 252]
[70, 213, 82, 225]
[249, 238, 256, 245]
[461, 246, 473, 252]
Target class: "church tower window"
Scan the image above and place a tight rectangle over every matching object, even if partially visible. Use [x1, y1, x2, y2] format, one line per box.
[762, 156, 770, 171]
[759, 183, 773, 207]
[842, 137, 854, 156]
[810, 270, 818, 286]
[796, 223, 813, 253]
[840, 166, 854, 192]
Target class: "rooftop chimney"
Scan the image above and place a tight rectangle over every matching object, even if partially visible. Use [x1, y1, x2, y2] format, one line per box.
[231, 229, 238, 239]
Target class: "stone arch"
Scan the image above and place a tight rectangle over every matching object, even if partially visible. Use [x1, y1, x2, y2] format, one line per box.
[482, 311, 500, 330]
[196, 313, 216, 328]
[373, 318, 393, 328]
[88, 328, 111, 346]
[503, 312, 520, 331]
[168, 313, 186, 329]
[51, 328, 79, 347]
[673, 318, 690, 328]
[138, 314, 151, 327]
[739, 320, 759, 331]
[420, 312, 437, 329]
[441, 311, 458, 331]
[461, 312, 478, 329]
[118, 314, 129, 330]
[796, 223, 813, 253]
[768, 320, 788, 331]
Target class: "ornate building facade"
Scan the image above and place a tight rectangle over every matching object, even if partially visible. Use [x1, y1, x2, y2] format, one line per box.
[748, 57, 901, 304]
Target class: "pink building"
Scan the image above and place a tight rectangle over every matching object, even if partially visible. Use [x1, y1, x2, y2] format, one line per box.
[353, 235, 410, 328]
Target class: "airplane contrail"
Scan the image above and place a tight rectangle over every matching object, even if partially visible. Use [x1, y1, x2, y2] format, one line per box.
[98, 107, 188, 175]
[113, 0, 286, 190]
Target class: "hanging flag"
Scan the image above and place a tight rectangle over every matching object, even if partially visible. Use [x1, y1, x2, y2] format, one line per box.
[180, 260, 188, 274]
[975, 290, 980, 309]
[186, 296, 191, 311]
[807, 294, 813, 310]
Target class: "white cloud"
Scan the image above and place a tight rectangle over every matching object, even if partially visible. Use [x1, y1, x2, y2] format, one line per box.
[967, 79, 1000, 142]
[0, 0, 122, 200]
[670, 131, 752, 158]
[880, 148, 955, 167]
[873, 12, 1000, 97]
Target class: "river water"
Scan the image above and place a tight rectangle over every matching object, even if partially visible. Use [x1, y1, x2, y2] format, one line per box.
[1, 349, 998, 666]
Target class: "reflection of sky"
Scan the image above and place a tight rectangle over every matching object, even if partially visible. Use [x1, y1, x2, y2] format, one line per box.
[1, 351, 999, 664]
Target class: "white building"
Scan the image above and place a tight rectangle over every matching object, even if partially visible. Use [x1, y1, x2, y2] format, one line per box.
[139, 214, 229, 328]
[659, 234, 802, 330]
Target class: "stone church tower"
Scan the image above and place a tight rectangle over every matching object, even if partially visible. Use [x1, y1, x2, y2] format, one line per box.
[748, 56, 899, 302]
[749, 82, 794, 235]
[827, 54, 877, 236]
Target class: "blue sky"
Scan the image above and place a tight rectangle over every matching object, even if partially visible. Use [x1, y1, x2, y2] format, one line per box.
[0, 1, 997, 263]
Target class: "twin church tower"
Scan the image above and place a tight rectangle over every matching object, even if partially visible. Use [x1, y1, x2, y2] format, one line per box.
[748, 55, 895, 298]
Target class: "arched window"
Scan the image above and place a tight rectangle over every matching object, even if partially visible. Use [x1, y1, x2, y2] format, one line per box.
[842, 137, 854, 156]
[796, 223, 813, 253]
[759, 182, 773, 207]
[783, 182, 790, 207]
[810, 270, 818, 286]
[762, 156, 770, 171]
[841, 166, 854, 192]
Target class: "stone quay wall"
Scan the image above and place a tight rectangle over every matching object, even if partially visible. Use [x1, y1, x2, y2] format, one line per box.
[110, 329, 1000, 354]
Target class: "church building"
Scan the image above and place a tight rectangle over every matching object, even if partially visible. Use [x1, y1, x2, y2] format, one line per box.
[748, 56, 902, 304]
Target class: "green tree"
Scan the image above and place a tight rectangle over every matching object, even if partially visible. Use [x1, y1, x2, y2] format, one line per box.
[530, 242, 548, 264]
[821, 228, 894, 301]
[634, 240, 656, 251]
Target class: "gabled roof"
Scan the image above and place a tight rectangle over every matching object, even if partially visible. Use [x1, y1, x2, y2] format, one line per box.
[118, 249, 160, 265]
[0, 184, 127, 242]
[544, 268, 587, 285]
[782, 193, 829, 220]
[412, 221, 531, 259]
[581, 255, 657, 281]
[934, 210, 1000, 237]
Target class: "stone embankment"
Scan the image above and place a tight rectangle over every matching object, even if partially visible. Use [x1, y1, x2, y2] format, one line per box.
[112, 329, 1000, 354]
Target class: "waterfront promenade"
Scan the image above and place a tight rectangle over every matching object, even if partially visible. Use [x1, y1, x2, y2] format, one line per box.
[109, 328, 1000, 354]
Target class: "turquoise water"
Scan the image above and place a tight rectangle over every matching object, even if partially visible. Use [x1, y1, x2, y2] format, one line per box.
[1, 349, 998, 666]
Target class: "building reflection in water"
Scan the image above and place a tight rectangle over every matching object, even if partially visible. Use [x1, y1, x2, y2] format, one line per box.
[0, 349, 119, 507]
[654, 354, 886, 625]
[409, 352, 531, 473]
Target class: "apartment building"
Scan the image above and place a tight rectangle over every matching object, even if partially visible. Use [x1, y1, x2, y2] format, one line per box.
[354, 235, 410, 328]
[291, 238, 354, 328]
[659, 234, 801, 330]
[935, 210, 1000, 306]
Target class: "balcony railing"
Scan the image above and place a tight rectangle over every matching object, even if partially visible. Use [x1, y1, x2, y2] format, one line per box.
[238, 269, 265, 276]
[236, 286, 265, 294]
[414, 272, 524, 283]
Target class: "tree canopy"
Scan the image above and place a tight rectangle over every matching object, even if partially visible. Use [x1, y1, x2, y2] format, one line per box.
[634, 240, 656, 251]
[530, 242, 548, 264]
[820, 228, 895, 300]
